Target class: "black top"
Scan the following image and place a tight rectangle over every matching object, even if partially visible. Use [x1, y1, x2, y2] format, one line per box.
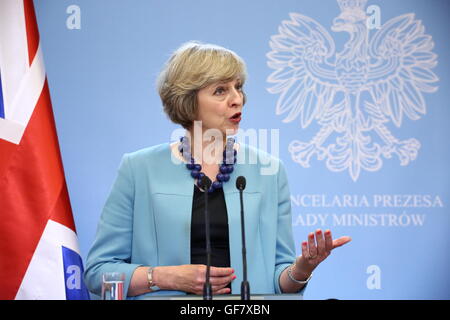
[190, 184, 231, 269]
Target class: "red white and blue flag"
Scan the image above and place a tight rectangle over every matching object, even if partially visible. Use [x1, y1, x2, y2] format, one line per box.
[0, 0, 89, 299]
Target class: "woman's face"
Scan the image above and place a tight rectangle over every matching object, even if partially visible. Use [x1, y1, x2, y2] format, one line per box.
[195, 78, 244, 137]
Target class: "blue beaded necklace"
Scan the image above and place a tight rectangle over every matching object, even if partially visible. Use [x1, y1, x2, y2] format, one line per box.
[179, 136, 237, 193]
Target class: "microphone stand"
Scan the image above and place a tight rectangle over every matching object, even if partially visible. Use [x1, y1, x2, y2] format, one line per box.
[201, 176, 212, 300]
[236, 176, 250, 300]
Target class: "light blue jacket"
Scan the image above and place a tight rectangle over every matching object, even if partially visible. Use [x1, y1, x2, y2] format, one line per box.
[84, 142, 303, 299]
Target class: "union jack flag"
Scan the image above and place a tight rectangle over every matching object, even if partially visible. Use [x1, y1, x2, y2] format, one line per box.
[0, 0, 89, 300]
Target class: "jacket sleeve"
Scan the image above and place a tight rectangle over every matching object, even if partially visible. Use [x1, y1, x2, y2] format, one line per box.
[273, 160, 307, 295]
[83, 154, 143, 297]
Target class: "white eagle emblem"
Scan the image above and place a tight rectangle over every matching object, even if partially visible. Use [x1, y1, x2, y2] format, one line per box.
[266, 0, 439, 181]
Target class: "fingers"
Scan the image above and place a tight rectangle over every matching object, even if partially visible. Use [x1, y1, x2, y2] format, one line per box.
[193, 266, 235, 295]
[325, 229, 333, 252]
[308, 232, 318, 258]
[210, 273, 236, 286]
[209, 266, 234, 277]
[332, 236, 352, 249]
[192, 279, 233, 296]
[315, 229, 326, 256]
[214, 287, 231, 295]
[304, 230, 351, 252]
[302, 230, 350, 262]
[301, 240, 308, 259]
[211, 275, 235, 295]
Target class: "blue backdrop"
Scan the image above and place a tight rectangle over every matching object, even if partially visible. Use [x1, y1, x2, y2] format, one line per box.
[34, 0, 450, 299]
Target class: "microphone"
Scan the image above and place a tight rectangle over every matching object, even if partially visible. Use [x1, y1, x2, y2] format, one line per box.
[236, 176, 250, 300]
[200, 175, 212, 300]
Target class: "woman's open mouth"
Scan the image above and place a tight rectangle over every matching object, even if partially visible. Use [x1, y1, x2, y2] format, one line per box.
[229, 112, 242, 124]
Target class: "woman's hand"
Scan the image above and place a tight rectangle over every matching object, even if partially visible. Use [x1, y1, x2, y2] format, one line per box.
[154, 264, 235, 295]
[293, 229, 352, 278]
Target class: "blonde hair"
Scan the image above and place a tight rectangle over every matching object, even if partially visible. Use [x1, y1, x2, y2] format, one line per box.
[157, 41, 247, 129]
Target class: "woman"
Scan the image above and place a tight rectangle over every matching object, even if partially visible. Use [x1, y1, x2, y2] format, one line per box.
[84, 41, 351, 299]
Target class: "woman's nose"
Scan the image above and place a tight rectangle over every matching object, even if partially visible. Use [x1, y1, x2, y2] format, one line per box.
[229, 87, 243, 107]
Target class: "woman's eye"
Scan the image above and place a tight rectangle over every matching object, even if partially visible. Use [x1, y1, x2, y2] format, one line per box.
[214, 87, 226, 95]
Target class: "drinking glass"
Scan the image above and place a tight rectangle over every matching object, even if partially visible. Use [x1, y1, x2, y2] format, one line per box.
[101, 272, 125, 300]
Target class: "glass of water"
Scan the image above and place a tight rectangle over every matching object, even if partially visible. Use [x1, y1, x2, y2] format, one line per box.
[101, 272, 125, 300]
